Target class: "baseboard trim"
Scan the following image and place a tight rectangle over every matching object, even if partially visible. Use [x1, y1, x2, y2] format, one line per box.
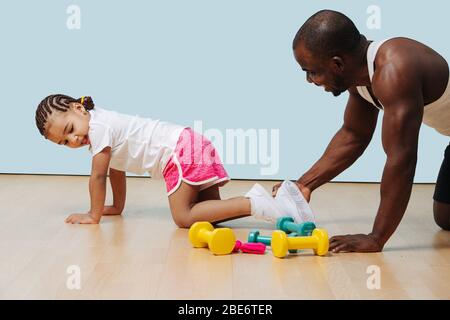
[0, 172, 436, 185]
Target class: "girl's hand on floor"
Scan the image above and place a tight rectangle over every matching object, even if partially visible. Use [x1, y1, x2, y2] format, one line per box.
[65, 213, 99, 224]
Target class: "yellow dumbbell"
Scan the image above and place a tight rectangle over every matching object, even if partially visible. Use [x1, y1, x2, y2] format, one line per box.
[271, 228, 329, 258]
[188, 222, 236, 255]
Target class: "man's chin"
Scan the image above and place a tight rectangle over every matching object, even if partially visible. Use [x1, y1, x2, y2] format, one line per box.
[331, 88, 347, 97]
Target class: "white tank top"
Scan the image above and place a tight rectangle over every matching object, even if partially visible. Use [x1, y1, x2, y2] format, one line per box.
[356, 39, 450, 136]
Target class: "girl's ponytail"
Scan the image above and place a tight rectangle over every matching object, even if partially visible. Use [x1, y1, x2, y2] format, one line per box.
[77, 96, 95, 110]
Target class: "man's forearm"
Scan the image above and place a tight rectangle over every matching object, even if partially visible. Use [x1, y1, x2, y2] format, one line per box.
[89, 175, 107, 222]
[298, 126, 370, 191]
[371, 157, 417, 246]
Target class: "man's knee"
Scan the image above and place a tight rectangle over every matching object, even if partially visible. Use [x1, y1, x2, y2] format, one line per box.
[433, 200, 450, 231]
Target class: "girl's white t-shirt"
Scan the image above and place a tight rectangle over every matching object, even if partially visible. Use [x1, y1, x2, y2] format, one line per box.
[88, 107, 185, 178]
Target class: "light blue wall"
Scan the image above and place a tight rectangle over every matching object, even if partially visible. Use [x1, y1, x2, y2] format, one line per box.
[0, 0, 448, 182]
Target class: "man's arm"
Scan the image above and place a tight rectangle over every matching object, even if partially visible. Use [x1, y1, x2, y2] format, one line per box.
[297, 87, 379, 195]
[370, 72, 423, 246]
[104, 167, 126, 215]
[88, 147, 112, 222]
[330, 64, 423, 253]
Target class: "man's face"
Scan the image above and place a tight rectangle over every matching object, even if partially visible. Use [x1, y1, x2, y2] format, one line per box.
[45, 103, 91, 148]
[294, 43, 348, 97]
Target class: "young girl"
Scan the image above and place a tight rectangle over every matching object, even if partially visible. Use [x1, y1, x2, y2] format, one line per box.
[35, 94, 314, 226]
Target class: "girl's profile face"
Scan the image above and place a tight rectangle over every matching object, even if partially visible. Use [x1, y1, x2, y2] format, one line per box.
[45, 103, 91, 148]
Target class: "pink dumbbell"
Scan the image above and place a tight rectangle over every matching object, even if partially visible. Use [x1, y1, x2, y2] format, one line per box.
[233, 240, 266, 254]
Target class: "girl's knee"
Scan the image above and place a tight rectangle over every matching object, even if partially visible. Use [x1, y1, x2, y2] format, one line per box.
[172, 211, 194, 228]
[433, 201, 450, 231]
[175, 220, 194, 229]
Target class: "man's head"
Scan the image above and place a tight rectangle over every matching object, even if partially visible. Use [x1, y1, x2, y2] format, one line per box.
[293, 10, 364, 96]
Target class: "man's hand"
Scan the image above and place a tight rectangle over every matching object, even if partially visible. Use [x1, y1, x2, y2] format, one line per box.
[65, 213, 99, 224]
[272, 181, 311, 202]
[329, 233, 384, 253]
[272, 182, 283, 197]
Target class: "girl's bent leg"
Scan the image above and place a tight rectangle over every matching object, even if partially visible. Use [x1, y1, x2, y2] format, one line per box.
[198, 184, 221, 202]
[168, 182, 251, 228]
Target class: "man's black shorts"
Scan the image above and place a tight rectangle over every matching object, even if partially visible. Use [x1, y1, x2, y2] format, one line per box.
[434, 143, 450, 204]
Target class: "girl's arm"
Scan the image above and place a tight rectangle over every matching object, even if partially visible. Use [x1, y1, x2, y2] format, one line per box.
[88, 147, 112, 222]
[104, 167, 126, 215]
[65, 147, 111, 224]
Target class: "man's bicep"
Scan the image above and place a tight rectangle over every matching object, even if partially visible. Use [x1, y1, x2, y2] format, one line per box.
[91, 147, 112, 176]
[375, 68, 423, 158]
[380, 99, 423, 158]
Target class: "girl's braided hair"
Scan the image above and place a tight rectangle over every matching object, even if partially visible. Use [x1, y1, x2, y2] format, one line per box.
[35, 94, 95, 137]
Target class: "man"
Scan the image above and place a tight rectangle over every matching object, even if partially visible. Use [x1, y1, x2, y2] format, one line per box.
[273, 10, 450, 253]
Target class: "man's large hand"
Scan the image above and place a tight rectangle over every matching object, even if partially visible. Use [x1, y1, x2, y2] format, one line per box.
[329, 234, 384, 253]
[272, 181, 311, 202]
[272, 182, 283, 197]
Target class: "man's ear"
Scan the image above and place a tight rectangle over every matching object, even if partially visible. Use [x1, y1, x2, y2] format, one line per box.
[330, 56, 345, 73]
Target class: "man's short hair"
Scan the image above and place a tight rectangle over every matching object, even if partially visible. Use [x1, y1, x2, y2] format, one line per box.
[293, 10, 362, 58]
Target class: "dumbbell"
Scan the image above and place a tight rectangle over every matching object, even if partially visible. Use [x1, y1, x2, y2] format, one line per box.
[248, 230, 271, 246]
[271, 229, 329, 258]
[276, 217, 316, 236]
[234, 240, 266, 254]
[189, 222, 236, 255]
[248, 230, 299, 253]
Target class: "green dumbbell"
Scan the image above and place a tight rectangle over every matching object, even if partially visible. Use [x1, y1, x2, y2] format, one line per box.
[248, 230, 271, 245]
[276, 217, 316, 236]
[248, 230, 299, 254]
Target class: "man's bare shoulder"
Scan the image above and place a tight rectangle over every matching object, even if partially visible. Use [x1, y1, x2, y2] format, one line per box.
[372, 38, 424, 102]
[376, 37, 431, 65]
[373, 38, 424, 80]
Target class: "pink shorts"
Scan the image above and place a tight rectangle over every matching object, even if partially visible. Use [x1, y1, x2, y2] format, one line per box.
[162, 128, 230, 195]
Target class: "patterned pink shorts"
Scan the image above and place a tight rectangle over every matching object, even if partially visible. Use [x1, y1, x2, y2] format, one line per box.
[162, 128, 230, 195]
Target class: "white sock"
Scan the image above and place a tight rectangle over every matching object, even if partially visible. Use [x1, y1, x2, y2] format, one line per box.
[276, 180, 315, 223]
[246, 183, 283, 222]
[275, 182, 303, 223]
[248, 196, 258, 216]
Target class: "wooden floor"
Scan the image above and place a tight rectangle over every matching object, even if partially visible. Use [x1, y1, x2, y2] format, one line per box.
[0, 174, 449, 300]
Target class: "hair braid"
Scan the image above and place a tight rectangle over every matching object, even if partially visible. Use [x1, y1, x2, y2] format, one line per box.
[35, 94, 95, 137]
